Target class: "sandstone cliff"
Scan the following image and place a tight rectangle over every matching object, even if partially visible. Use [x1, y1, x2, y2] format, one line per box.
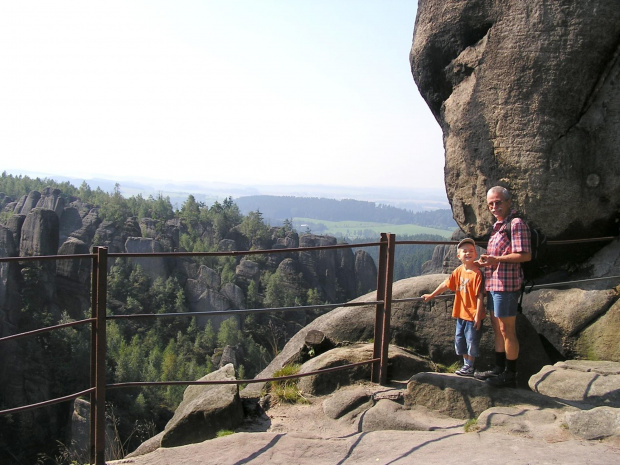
[411, 0, 620, 240]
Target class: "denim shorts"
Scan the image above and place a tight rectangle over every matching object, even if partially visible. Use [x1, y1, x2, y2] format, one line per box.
[455, 318, 482, 357]
[487, 290, 520, 318]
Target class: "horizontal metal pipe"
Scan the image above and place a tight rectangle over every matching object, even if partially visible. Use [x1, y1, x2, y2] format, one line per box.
[107, 300, 382, 321]
[0, 388, 95, 416]
[0, 318, 96, 343]
[107, 358, 380, 390]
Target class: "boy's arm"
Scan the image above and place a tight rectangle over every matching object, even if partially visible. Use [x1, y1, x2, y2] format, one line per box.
[422, 281, 449, 301]
[473, 291, 485, 330]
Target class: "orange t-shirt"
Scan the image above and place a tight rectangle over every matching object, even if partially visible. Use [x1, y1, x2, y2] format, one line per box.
[444, 265, 483, 321]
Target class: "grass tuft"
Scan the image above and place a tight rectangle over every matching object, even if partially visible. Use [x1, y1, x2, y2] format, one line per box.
[464, 418, 479, 432]
[268, 364, 309, 405]
[435, 361, 461, 373]
[216, 429, 235, 437]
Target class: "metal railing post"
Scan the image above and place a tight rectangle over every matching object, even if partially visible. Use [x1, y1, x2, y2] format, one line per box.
[371, 233, 388, 383]
[378, 234, 395, 385]
[94, 247, 108, 465]
[89, 249, 98, 464]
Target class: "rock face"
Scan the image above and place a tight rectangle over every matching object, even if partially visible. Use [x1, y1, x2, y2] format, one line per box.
[411, 0, 620, 239]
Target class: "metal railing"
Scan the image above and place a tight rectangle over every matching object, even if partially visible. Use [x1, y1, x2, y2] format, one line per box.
[0, 233, 398, 464]
[0, 232, 617, 464]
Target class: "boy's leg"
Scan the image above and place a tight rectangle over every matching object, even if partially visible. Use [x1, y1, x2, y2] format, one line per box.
[454, 319, 470, 375]
[456, 320, 476, 376]
[465, 318, 481, 368]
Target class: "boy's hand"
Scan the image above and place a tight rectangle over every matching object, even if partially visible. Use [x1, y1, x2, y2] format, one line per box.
[421, 294, 432, 301]
[474, 310, 485, 330]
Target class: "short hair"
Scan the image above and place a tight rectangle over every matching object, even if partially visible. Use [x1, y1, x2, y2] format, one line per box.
[487, 186, 511, 201]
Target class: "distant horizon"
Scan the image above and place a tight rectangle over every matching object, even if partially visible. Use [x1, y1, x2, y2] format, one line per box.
[3, 168, 450, 212]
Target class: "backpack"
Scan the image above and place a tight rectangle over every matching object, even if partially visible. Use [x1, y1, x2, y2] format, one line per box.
[501, 215, 548, 311]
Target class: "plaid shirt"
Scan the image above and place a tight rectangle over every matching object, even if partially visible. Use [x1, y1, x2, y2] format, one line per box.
[484, 213, 531, 292]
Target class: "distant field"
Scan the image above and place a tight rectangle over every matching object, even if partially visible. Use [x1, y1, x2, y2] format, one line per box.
[292, 217, 454, 239]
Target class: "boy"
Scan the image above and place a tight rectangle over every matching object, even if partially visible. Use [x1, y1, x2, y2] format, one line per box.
[422, 238, 485, 376]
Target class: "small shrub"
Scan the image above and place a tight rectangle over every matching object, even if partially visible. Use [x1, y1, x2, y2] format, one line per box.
[216, 430, 234, 437]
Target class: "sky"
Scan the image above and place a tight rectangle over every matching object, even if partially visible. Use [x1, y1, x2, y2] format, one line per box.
[0, 1, 445, 194]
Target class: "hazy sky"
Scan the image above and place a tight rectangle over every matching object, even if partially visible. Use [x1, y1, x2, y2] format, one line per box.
[0, 1, 445, 192]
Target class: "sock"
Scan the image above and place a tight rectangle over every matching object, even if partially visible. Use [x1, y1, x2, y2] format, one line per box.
[495, 351, 506, 370]
[506, 358, 517, 373]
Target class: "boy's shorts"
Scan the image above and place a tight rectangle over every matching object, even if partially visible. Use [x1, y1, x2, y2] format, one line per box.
[487, 290, 520, 318]
[455, 318, 482, 357]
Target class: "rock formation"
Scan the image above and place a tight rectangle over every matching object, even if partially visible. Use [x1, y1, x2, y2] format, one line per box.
[411, 0, 620, 240]
[0, 187, 379, 462]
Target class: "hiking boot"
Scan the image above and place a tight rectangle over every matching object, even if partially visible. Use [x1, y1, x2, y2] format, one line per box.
[455, 364, 475, 377]
[474, 366, 503, 380]
[485, 370, 516, 388]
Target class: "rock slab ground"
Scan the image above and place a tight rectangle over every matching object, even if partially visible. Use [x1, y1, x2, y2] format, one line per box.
[109, 429, 618, 465]
[111, 380, 620, 465]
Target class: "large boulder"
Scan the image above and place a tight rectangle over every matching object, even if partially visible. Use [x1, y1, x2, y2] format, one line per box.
[522, 288, 617, 357]
[575, 298, 620, 361]
[128, 364, 244, 456]
[297, 344, 433, 396]
[411, 0, 620, 240]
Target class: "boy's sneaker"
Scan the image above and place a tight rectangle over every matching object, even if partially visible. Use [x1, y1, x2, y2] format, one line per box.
[474, 366, 503, 380]
[485, 370, 516, 388]
[455, 365, 475, 377]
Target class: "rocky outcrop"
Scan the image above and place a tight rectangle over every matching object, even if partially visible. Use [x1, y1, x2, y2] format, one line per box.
[19, 208, 59, 257]
[353, 250, 377, 295]
[298, 235, 340, 301]
[128, 364, 244, 456]
[125, 237, 168, 282]
[411, 0, 620, 240]
[421, 228, 465, 274]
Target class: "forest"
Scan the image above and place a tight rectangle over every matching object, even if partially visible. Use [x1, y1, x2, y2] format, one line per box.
[0, 172, 452, 462]
[235, 194, 457, 229]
